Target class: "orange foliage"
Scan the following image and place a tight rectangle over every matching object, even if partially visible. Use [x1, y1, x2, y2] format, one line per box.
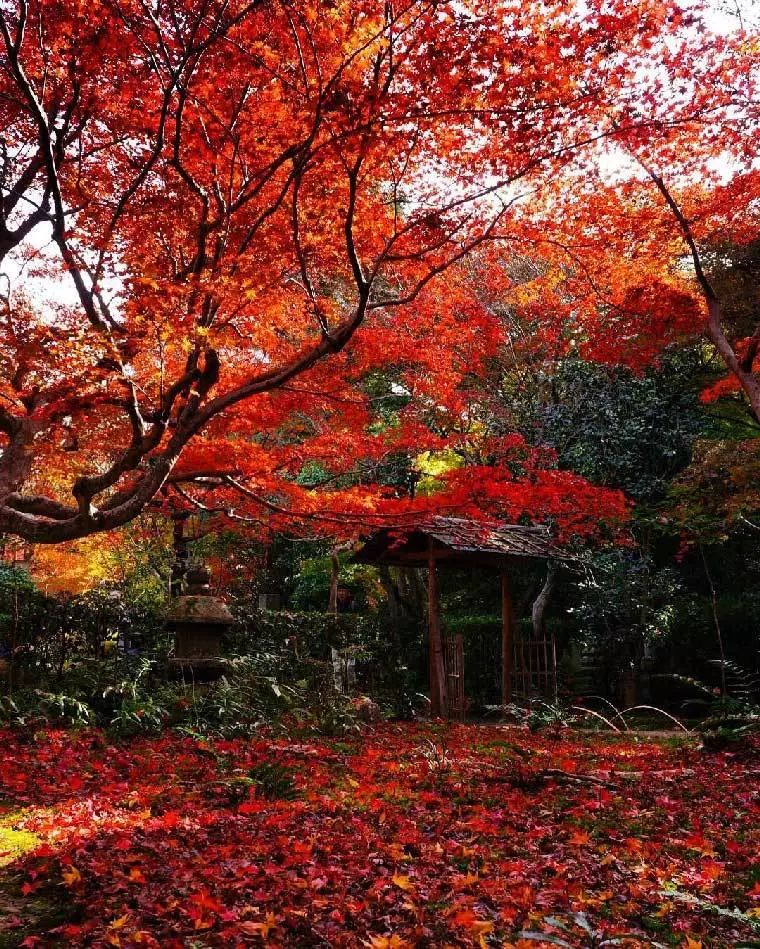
[0, 0, 756, 545]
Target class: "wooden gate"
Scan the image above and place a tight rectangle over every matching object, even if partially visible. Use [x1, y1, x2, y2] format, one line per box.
[512, 631, 557, 699]
[444, 633, 466, 720]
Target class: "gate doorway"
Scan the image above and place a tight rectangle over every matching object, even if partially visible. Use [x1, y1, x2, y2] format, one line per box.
[511, 630, 558, 700]
[355, 517, 563, 719]
[444, 634, 465, 720]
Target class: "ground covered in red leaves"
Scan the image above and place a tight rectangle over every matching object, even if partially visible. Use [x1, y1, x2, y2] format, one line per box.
[0, 724, 758, 947]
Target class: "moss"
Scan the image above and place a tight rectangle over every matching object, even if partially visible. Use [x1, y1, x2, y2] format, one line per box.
[0, 825, 39, 868]
[0, 811, 75, 948]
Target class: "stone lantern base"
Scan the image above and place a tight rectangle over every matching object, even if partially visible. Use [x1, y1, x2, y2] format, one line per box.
[168, 655, 229, 682]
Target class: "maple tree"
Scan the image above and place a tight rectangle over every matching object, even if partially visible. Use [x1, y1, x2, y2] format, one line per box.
[1, 0, 753, 544]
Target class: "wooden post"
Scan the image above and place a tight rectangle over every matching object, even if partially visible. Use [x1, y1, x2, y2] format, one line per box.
[551, 633, 558, 701]
[501, 570, 514, 706]
[428, 540, 448, 717]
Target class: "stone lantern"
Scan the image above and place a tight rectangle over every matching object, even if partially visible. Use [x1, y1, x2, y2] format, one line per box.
[167, 564, 233, 681]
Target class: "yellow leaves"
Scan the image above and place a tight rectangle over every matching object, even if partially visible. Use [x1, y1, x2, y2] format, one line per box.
[0, 825, 40, 867]
[31, 535, 121, 594]
[61, 865, 82, 886]
[386, 842, 409, 862]
[238, 913, 279, 939]
[413, 448, 465, 496]
[592, 889, 614, 903]
[104, 914, 131, 946]
[391, 874, 414, 892]
[365, 936, 413, 949]
[681, 938, 702, 949]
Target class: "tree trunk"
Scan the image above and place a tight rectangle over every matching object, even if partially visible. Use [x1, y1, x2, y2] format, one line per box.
[170, 515, 189, 597]
[700, 544, 727, 696]
[705, 297, 760, 425]
[378, 566, 403, 643]
[532, 560, 558, 640]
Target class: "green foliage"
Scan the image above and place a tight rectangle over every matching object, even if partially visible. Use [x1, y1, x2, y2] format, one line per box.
[662, 884, 760, 936]
[0, 565, 48, 666]
[102, 659, 169, 735]
[108, 695, 169, 736]
[445, 615, 502, 638]
[0, 563, 38, 600]
[0, 574, 170, 689]
[566, 549, 684, 696]
[520, 911, 661, 947]
[286, 555, 377, 613]
[511, 355, 706, 503]
[502, 700, 578, 732]
[700, 718, 760, 751]
[302, 691, 363, 736]
[0, 648, 369, 739]
[657, 661, 760, 749]
[0, 689, 92, 727]
[227, 605, 404, 694]
[172, 657, 299, 738]
[0, 563, 392, 738]
[414, 448, 464, 495]
[247, 761, 299, 800]
[178, 662, 364, 739]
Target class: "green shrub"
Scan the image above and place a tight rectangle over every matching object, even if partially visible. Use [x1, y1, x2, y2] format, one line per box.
[0, 689, 93, 727]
